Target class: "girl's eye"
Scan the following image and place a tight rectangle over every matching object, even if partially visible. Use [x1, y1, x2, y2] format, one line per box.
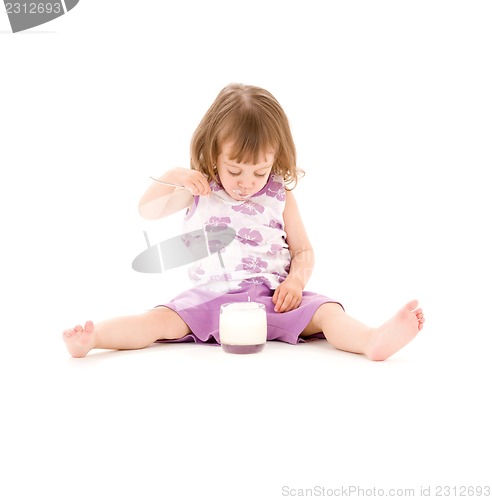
[227, 170, 268, 177]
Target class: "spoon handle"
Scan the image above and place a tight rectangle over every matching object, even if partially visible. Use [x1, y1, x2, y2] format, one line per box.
[149, 176, 187, 189]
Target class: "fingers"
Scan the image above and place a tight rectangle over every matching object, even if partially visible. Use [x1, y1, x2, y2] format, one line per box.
[272, 288, 302, 313]
[161, 168, 211, 197]
[185, 172, 211, 196]
[188, 180, 209, 196]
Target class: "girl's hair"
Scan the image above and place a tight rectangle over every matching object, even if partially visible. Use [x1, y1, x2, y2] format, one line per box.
[190, 83, 303, 189]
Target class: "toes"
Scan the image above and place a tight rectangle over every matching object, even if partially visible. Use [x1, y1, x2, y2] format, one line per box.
[63, 323, 91, 339]
[407, 301, 425, 326]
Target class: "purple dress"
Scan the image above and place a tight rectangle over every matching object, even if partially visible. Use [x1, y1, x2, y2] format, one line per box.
[156, 174, 342, 345]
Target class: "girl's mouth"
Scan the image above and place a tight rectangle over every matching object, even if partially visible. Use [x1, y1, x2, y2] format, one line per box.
[233, 190, 252, 199]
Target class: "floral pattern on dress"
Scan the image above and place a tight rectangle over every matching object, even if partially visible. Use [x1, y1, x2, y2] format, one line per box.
[210, 181, 222, 192]
[207, 238, 227, 254]
[271, 271, 287, 283]
[188, 264, 206, 281]
[239, 276, 272, 288]
[236, 256, 268, 273]
[237, 227, 263, 246]
[182, 231, 204, 248]
[266, 179, 285, 201]
[232, 200, 265, 216]
[267, 243, 284, 256]
[182, 174, 290, 290]
[268, 219, 283, 230]
[209, 272, 233, 282]
[205, 216, 231, 232]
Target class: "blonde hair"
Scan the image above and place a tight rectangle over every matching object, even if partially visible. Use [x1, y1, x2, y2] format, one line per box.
[190, 83, 303, 188]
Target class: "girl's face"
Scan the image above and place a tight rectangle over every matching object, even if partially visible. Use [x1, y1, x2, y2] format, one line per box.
[216, 141, 275, 201]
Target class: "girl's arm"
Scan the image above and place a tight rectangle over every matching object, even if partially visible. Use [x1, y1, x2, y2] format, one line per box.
[138, 167, 210, 220]
[272, 190, 315, 312]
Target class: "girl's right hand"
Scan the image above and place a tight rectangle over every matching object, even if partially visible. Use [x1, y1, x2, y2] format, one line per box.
[169, 168, 211, 196]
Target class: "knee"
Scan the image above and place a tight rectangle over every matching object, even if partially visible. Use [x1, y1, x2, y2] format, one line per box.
[144, 307, 190, 340]
[303, 302, 344, 335]
[317, 302, 344, 317]
[145, 306, 172, 319]
[143, 306, 177, 326]
[312, 302, 344, 327]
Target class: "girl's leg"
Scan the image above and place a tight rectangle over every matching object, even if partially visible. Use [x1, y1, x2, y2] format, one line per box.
[302, 300, 425, 361]
[63, 307, 190, 358]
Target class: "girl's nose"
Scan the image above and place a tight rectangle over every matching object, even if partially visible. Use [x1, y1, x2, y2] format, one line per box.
[239, 176, 254, 188]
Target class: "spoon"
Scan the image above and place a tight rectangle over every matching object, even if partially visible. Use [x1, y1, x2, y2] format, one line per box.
[149, 177, 188, 189]
[150, 176, 252, 199]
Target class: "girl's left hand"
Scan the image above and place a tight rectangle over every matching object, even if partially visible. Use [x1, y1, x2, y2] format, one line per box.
[272, 278, 303, 313]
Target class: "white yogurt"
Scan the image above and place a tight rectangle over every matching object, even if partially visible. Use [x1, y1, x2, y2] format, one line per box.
[219, 302, 267, 353]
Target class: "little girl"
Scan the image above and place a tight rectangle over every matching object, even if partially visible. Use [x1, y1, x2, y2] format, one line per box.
[63, 83, 424, 360]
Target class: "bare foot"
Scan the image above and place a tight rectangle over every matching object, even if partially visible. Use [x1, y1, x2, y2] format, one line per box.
[365, 300, 425, 361]
[63, 321, 96, 358]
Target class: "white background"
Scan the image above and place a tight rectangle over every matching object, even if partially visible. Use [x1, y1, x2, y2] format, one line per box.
[1, 1, 491, 499]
